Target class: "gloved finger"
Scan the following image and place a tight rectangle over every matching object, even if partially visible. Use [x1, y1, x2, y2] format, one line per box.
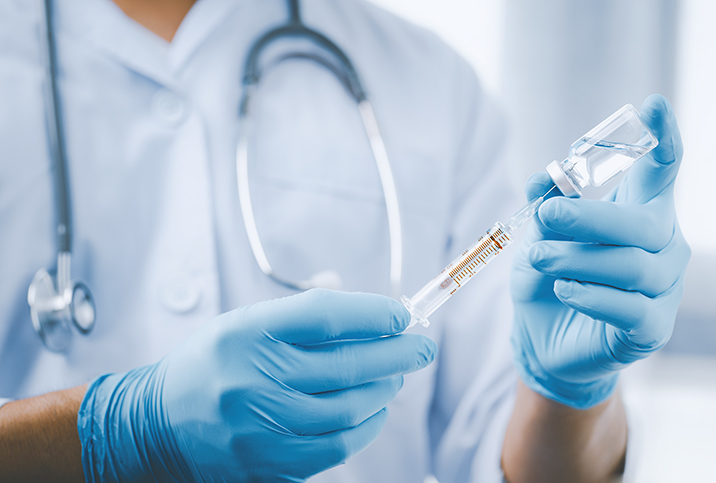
[511, 173, 568, 303]
[537, 194, 674, 252]
[277, 333, 436, 393]
[269, 376, 403, 436]
[552, 278, 683, 350]
[529, 235, 689, 297]
[525, 171, 556, 201]
[523, 172, 566, 241]
[250, 289, 411, 345]
[616, 94, 684, 205]
[302, 408, 389, 476]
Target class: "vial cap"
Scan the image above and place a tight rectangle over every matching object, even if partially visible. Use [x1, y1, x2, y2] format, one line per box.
[546, 160, 581, 198]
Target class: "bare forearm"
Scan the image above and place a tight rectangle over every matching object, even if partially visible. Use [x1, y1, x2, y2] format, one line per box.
[0, 384, 87, 482]
[502, 380, 627, 483]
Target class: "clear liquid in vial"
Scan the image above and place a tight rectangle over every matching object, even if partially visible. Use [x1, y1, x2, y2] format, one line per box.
[563, 137, 650, 188]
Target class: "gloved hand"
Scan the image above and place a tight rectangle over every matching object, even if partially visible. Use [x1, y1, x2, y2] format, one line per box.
[511, 94, 690, 409]
[77, 289, 436, 482]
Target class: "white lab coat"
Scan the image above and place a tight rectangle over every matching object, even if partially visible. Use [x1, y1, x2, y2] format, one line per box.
[0, 0, 521, 481]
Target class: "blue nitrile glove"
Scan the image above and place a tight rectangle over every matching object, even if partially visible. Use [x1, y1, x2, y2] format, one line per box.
[511, 94, 690, 409]
[77, 289, 436, 482]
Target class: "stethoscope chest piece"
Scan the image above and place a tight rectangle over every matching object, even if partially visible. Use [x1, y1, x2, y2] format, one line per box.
[28, 265, 96, 353]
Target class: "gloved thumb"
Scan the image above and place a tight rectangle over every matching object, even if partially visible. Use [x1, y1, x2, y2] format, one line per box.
[618, 94, 684, 204]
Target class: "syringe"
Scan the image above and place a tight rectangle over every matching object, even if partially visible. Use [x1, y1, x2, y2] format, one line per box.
[401, 103, 659, 328]
[401, 187, 555, 328]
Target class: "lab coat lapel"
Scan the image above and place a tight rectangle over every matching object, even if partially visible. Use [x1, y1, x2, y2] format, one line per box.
[165, 0, 246, 74]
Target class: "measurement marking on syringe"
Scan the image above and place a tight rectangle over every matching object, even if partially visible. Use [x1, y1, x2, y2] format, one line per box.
[450, 238, 487, 277]
[449, 229, 509, 286]
[490, 234, 503, 250]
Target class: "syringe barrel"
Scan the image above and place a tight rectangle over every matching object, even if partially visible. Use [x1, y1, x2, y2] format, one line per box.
[402, 222, 512, 327]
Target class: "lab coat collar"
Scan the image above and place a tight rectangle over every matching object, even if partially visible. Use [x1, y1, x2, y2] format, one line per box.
[56, 0, 243, 89]
[167, 0, 246, 74]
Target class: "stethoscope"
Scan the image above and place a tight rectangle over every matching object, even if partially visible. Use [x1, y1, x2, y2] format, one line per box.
[29, 0, 403, 353]
[27, 0, 96, 353]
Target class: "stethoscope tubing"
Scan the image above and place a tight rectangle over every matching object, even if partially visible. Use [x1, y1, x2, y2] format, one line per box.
[31, 0, 404, 352]
[42, 0, 72, 256]
[236, 0, 403, 297]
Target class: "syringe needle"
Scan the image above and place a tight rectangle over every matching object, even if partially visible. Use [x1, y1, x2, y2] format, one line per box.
[506, 185, 557, 232]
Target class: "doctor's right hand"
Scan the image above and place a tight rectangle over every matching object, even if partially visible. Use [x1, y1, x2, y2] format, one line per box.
[77, 289, 436, 483]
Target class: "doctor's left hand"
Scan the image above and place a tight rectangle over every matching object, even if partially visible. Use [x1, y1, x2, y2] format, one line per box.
[510, 94, 690, 409]
[77, 289, 436, 482]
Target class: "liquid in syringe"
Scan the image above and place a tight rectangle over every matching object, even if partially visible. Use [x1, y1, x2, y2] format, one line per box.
[401, 191, 550, 328]
[402, 103, 659, 328]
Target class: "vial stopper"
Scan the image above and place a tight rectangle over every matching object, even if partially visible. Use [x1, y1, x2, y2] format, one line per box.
[546, 160, 581, 198]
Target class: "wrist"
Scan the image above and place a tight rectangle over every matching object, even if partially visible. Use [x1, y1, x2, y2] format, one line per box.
[511, 337, 619, 410]
[0, 385, 87, 481]
[503, 380, 628, 483]
[78, 362, 185, 483]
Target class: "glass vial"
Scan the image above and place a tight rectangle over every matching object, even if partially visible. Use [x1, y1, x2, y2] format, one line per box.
[546, 104, 659, 197]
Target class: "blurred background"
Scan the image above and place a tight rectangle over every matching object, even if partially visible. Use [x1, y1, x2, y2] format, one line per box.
[370, 0, 715, 481]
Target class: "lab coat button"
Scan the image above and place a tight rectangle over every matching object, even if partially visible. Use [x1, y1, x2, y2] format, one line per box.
[161, 277, 200, 313]
[151, 89, 187, 126]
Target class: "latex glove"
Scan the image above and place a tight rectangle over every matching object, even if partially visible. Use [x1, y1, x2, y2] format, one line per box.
[511, 94, 690, 409]
[78, 289, 436, 482]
